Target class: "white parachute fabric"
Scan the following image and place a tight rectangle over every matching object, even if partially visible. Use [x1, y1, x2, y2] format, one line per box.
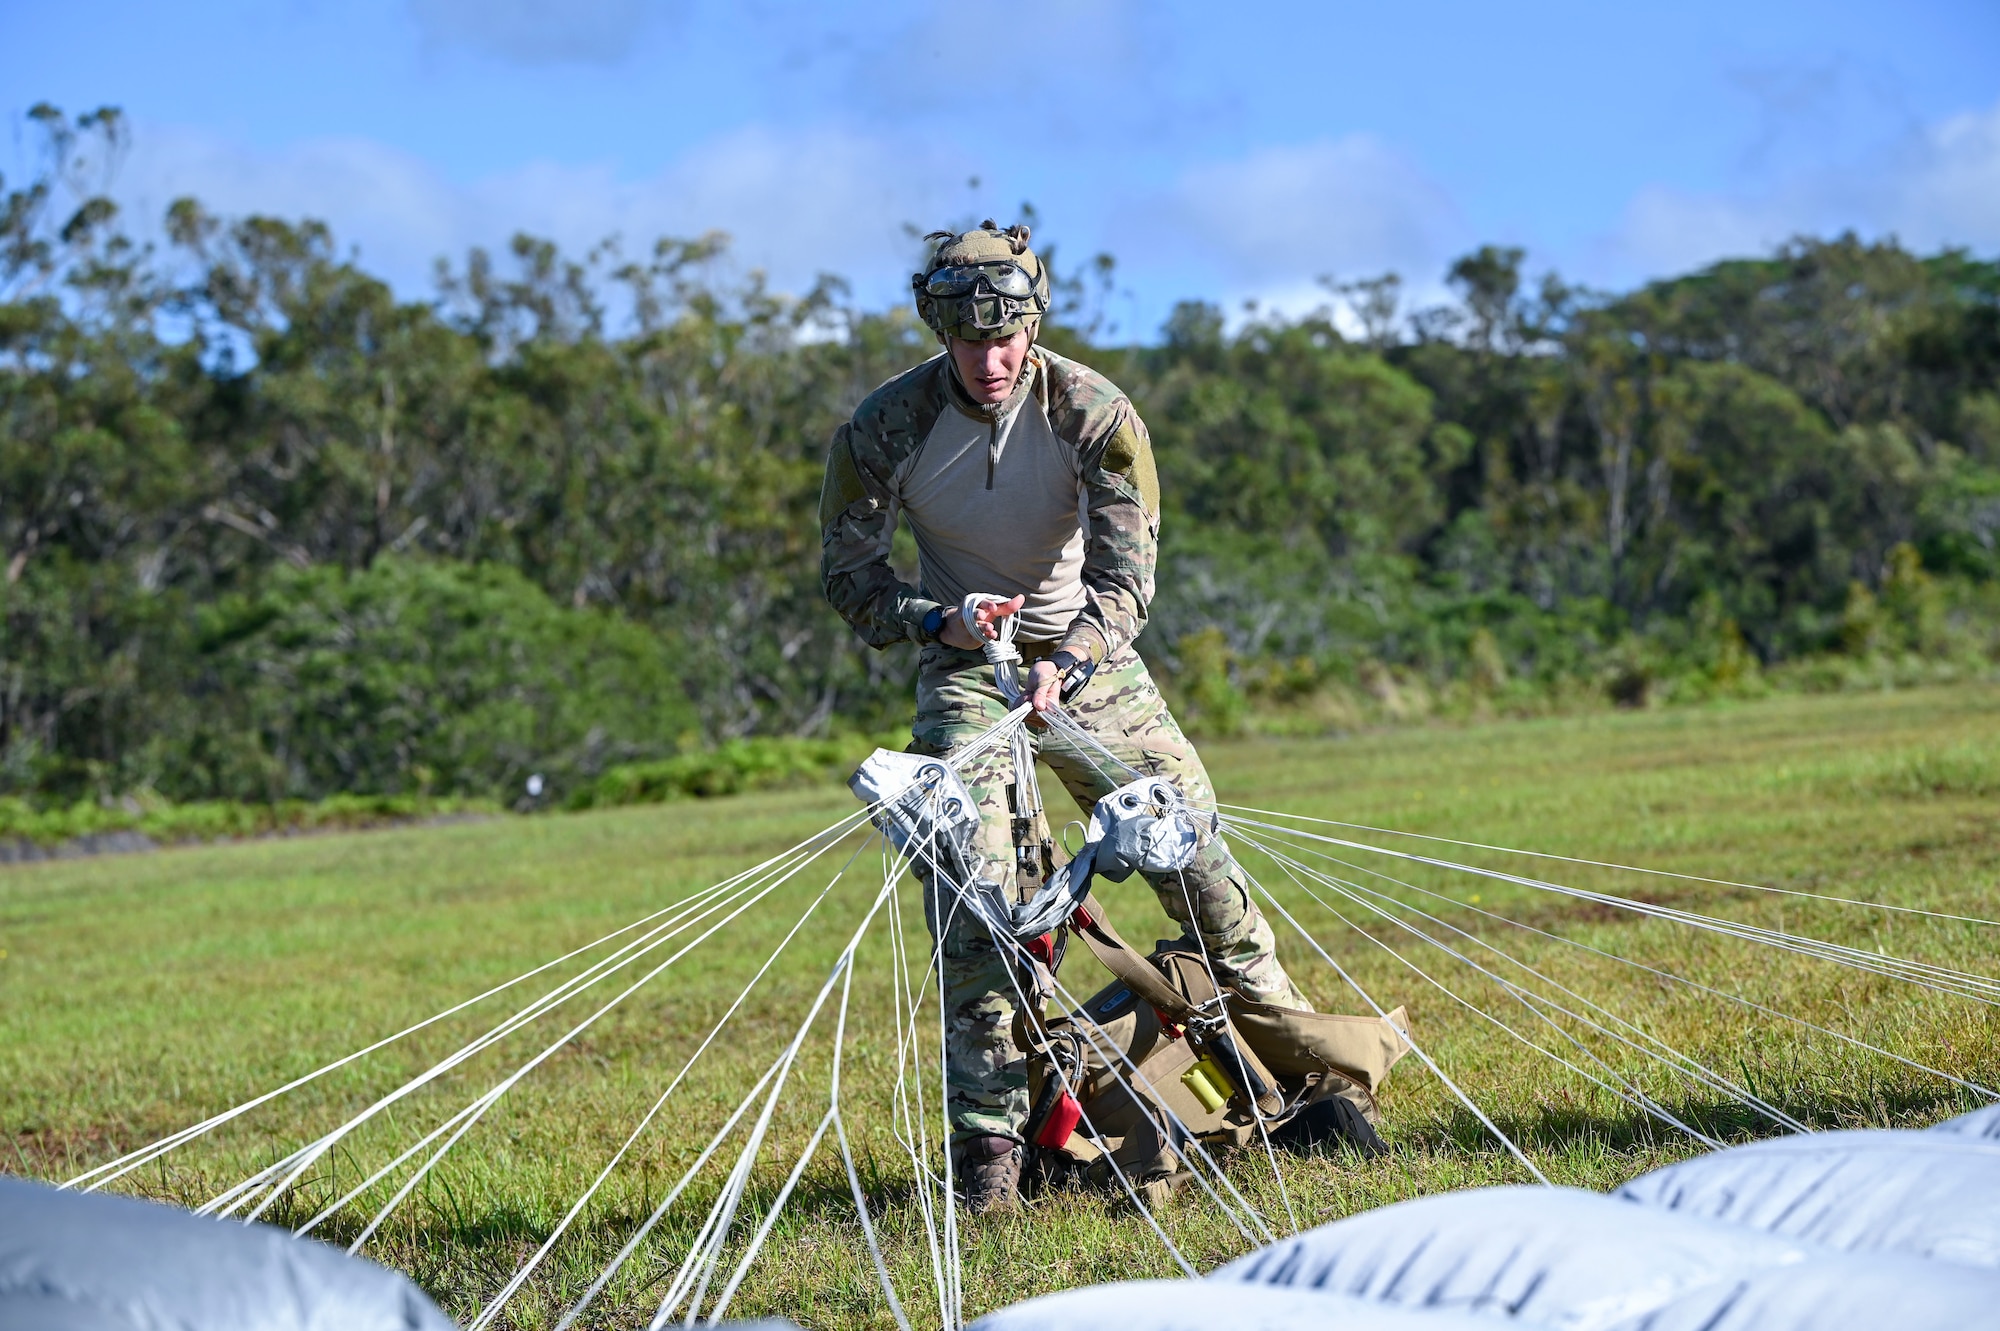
[1927, 1101, 2000, 1140]
[977, 1125, 2000, 1330]
[967, 1279, 1497, 1331]
[1216, 1186, 1821, 1326]
[1618, 1256, 2000, 1331]
[0, 1174, 454, 1331]
[1615, 1129, 2000, 1266]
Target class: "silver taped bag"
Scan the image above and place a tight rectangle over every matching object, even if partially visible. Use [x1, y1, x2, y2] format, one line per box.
[1011, 775, 1204, 939]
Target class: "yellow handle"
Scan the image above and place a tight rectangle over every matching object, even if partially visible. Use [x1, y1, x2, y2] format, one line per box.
[1181, 1055, 1230, 1113]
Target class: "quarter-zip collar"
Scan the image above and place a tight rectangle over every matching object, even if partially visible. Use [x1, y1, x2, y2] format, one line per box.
[946, 353, 1041, 490]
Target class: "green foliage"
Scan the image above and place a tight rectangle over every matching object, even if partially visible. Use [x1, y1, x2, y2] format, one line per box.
[567, 733, 897, 808]
[1166, 628, 1248, 737]
[4, 106, 2000, 803]
[1147, 318, 1441, 555]
[169, 556, 699, 803]
[0, 789, 496, 849]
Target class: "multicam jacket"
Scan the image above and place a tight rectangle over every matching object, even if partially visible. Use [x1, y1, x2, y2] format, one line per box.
[818, 348, 1161, 666]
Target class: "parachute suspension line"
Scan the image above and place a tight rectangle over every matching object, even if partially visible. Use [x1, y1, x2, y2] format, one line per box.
[837, 1108, 915, 1331]
[1223, 816, 2000, 1008]
[1237, 832, 1806, 1126]
[552, 1056, 786, 1331]
[927, 810, 968, 1331]
[1037, 721, 1297, 1236]
[706, 1105, 836, 1325]
[559, 843, 915, 1331]
[465, 836, 868, 1331]
[202, 856, 808, 1222]
[1239, 833, 1739, 1147]
[1261, 857, 1725, 1150]
[1237, 856, 1552, 1185]
[1427, 874, 2000, 1103]
[1217, 804, 2000, 931]
[1037, 704, 1144, 785]
[884, 851, 951, 1327]
[1236, 827, 1847, 1132]
[224, 813, 865, 1230]
[1248, 835, 1720, 1135]
[335, 824, 868, 1254]
[829, 903, 916, 1331]
[706, 925, 898, 1324]
[194, 809, 883, 1220]
[873, 788, 959, 1330]
[936, 858, 967, 1329]
[61, 832, 853, 1196]
[984, 911, 1267, 1253]
[1225, 813, 2000, 1005]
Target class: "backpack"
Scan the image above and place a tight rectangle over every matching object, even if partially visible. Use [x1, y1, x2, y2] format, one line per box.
[1016, 892, 1411, 1193]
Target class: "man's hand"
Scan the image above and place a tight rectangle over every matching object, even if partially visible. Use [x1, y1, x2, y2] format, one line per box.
[1024, 660, 1061, 713]
[938, 595, 1024, 650]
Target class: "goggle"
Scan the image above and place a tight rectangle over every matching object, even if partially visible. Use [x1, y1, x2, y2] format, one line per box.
[923, 262, 1038, 300]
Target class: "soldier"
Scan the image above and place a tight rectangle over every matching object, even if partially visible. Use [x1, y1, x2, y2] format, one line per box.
[820, 223, 1311, 1215]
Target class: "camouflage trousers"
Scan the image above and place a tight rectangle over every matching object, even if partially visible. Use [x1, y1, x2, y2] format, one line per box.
[908, 641, 1310, 1146]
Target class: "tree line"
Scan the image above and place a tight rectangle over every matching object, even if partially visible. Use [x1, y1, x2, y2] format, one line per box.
[4, 105, 1997, 805]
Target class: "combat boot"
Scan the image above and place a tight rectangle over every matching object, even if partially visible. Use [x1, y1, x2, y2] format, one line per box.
[956, 1135, 1022, 1216]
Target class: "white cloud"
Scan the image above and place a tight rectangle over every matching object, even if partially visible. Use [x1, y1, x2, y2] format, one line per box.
[1159, 135, 1466, 291]
[114, 119, 965, 307]
[1898, 100, 2000, 246]
[119, 129, 468, 283]
[406, 0, 655, 66]
[1602, 96, 2000, 279]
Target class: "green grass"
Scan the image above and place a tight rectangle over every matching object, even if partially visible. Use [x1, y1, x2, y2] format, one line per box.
[5, 684, 2000, 1328]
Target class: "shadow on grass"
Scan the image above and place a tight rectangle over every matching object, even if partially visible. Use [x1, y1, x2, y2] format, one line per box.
[1402, 1077, 1989, 1164]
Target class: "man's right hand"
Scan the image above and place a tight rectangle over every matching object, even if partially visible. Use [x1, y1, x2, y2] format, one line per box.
[938, 595, 1024, 650]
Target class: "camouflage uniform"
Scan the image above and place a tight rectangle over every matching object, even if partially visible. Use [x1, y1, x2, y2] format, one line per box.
[821, 347, 1308, 1146]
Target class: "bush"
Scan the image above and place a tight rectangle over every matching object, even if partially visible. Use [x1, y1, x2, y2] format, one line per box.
[567, 733, 898, 809]
[0, 790, 498, 849]
[1168, 628, 1249, 737]
[159, 557, 699, 803]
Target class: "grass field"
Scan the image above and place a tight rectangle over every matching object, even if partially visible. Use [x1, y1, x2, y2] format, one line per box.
[6, 683, 2000, 1328]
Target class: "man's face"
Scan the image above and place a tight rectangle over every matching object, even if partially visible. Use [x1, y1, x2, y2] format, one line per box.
[947, 329, 1032, 405]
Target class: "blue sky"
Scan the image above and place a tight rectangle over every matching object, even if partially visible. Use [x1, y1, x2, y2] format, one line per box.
[6, 0, 1997, 338]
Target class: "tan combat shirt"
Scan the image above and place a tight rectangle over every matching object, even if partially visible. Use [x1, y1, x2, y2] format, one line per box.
[819, 348, 1162, 665]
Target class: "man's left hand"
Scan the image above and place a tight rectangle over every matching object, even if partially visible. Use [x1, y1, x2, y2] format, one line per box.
[1025, 660, 1061, 714]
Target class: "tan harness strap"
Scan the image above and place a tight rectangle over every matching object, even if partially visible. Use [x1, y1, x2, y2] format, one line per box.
[1070, 895, 1202, 1025]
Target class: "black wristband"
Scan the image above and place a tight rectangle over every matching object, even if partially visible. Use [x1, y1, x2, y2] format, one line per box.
[1050, 650, 1095, 703]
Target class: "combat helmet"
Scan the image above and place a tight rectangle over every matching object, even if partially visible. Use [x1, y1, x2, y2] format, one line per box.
[912, 221, 1051, 342]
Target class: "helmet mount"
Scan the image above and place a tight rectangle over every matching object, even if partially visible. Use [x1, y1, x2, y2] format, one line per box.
[913, 221, 1051, 343]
